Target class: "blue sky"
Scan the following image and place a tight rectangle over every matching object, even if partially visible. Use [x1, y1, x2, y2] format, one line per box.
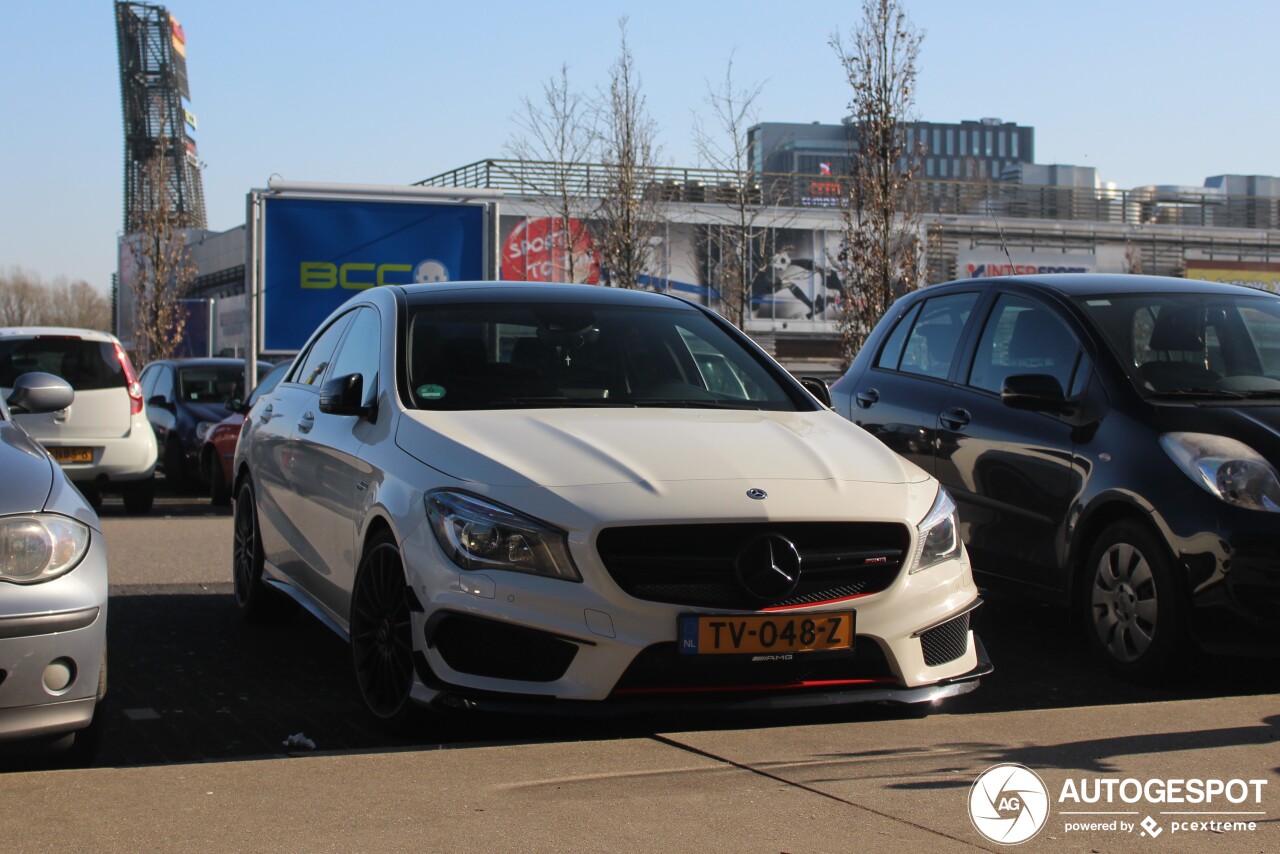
[2, 1, 1276, 290]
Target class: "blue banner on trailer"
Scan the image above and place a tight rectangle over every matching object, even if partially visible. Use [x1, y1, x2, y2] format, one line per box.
[261, 197, 486, 353]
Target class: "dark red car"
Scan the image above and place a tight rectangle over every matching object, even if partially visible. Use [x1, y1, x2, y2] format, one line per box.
[200, 361, 290, 504]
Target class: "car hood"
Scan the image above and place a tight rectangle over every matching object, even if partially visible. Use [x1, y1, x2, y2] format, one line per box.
[184, 401, 235, 425]
[395, 407, 929, 488]
[1156, 401, 1280, 460]
[0, 421, 54, 514]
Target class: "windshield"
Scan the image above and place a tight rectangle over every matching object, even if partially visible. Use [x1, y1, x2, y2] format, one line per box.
[177, 366, 246, 404]
[1076, 291, 1280, 397]
[404, 302, 804, 411]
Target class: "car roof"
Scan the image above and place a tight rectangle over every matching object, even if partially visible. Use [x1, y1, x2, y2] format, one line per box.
[939, 273, 1278, 299]
[396, 281, 697, 309]
[149, 357, 247, 368]
[0, 326, 121, 342]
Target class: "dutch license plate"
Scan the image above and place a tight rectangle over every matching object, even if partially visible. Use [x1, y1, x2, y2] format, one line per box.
[678, 612, 854, 655]
[47, 446, 94, 464]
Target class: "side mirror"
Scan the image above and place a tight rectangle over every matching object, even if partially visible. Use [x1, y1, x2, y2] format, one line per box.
[1001, 373, 1072, 414]
[319, 373, 371, 417]
[147, 394, 172, 411]
[799, 375, 833, 408]
[224, 397, 244, 414]
[6, 372, 74, 415]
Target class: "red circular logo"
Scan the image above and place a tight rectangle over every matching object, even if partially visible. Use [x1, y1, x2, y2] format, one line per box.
[502, 217, 599, 284]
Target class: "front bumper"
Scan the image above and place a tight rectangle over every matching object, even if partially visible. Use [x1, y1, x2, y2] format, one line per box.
[0, 546, 107, 742]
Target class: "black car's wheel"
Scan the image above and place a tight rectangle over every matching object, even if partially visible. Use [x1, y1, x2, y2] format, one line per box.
[208, 454, 230, 506]
[121, 476, 155, 515]
[232, 480, 295, 623]
[350, 531, 418, 729]
[1083, 521, 1186, 680]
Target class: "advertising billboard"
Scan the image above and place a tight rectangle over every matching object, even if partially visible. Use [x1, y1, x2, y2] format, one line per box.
[1185, 260, 1280, 293]
[956, 250, 1096, 279]
[261, 196, 487, 353]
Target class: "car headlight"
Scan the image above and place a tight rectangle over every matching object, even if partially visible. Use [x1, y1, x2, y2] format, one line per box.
[0, 514, 91, 584]
[425, 490, 581, 581]
[910, 487, 961, 573]
[195, 421, 218, 443]
[1160, 432, 1280, 512]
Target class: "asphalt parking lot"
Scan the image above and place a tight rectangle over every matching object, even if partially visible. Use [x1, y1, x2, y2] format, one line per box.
[8, 486, 1277, 769]
[1, 486, 1278, 853]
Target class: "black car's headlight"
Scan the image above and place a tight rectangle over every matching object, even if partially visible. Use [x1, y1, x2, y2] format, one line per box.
[0, 514, 91, 584]
[910, 487, 961, 573]
[1160, 432, 1280, 512]
[425, 490, 581, 581]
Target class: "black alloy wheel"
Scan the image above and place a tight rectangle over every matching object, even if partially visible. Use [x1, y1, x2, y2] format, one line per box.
[350, 532, 417, 728]
[1083, 520, 1186, 681]
[122, 476, 155, 515]
[232, 480, 294, 623]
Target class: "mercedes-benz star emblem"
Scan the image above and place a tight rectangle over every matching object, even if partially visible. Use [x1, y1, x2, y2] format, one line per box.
[746, 488, 768, 500]
[735, 534, 802, 601]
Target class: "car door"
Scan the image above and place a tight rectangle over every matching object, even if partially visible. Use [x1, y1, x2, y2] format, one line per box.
[936, 291, 1087, 588]
[846, 291, 980, 475]
[285, 305, 385, 621]
[251, 312, 354, 584]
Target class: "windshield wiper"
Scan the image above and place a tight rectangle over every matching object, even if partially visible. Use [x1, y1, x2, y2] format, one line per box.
[629, 398, 762, 410]
[1145, 388, 1249, 400]
[484, 397, 632, 408]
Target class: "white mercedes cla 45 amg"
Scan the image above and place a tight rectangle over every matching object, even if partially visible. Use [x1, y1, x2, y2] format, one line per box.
[232, 282, 988, 727]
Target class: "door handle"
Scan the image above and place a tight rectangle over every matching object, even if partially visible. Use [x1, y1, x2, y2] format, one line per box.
[297, 412, 315, 434]
[940, 408, 971, 430]
[258, 404, 273, 424]
[855, 389, 880, 409]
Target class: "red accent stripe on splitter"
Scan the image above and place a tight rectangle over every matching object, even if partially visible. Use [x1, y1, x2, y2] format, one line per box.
[612, 677, 897, 696]
[759, 593, 874, 612]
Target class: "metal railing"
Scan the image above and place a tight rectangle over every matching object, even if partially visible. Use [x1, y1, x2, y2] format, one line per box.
[417, 159, 1280, 231]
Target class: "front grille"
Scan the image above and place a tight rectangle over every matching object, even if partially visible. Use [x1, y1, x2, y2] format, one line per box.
[428, 614, 578, 682]
[612, 636, 895, 698]
[919, 613, 970, 667]
[596, 522, 909, 609]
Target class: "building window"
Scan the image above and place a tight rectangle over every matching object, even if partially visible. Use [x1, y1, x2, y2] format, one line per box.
[940, 159, 948, 178]
[985, 130, 993, 157]
[946, 129, 954, 155]
[998, 132, 1006, 158]
[932, 128, 940, 155]
[926, 159, 935, 177]
[1012, 133, 1019, 159]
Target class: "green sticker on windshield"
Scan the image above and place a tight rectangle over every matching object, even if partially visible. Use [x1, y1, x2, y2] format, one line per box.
[417, 384, 446, 400]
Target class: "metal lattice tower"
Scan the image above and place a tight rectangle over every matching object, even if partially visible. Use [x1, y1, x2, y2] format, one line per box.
[116, 1, 207, 233]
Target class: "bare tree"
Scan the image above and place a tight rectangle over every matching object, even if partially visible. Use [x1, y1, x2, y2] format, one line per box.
[692, 55, 785, 329]
[45, 280, 112, 330]
[0, 268, 110, 330]
[505, 65, 599, 284]
[594, 17, 664, 290]
[0, 267, 50, 326]
[125, 122, 194, 363]
[831, 0, 925, 365]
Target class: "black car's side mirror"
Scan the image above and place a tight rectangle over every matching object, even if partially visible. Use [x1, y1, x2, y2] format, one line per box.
[224, 397, 244, 414]
[1001, 373, 1073, 414]
[319, 373, 372, 418]
[799, 376, 833, 408]
[147, 394, 173, 411]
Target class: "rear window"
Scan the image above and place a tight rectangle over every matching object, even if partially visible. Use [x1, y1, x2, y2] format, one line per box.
[0, 336, 124, 391]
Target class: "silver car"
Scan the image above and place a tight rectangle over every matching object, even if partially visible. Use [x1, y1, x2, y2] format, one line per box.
[0, 372, 108, 758]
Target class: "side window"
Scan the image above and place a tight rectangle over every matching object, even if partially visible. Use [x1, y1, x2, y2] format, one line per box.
[898, 293, 978, 380]
[875, 303, 922, 370]
[289, 313, 355, 387]
[140, 365, 160, 400]
[153, 366, 174, 402]
[967, 295, 1080, 395]
[326, 307, 382, 406]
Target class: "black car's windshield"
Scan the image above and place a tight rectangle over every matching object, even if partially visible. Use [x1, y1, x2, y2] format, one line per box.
[178, 366, 246, 403]
[405, 302, 805, 411]
[1076, 291, 1280, 398]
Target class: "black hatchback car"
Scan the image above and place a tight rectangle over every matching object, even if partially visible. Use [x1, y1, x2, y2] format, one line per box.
[830, 274, 1280, 678]
[138, 357, 250, 491]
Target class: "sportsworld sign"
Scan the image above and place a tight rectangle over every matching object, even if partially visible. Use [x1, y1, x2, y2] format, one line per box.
[260, 194, 488, 353]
